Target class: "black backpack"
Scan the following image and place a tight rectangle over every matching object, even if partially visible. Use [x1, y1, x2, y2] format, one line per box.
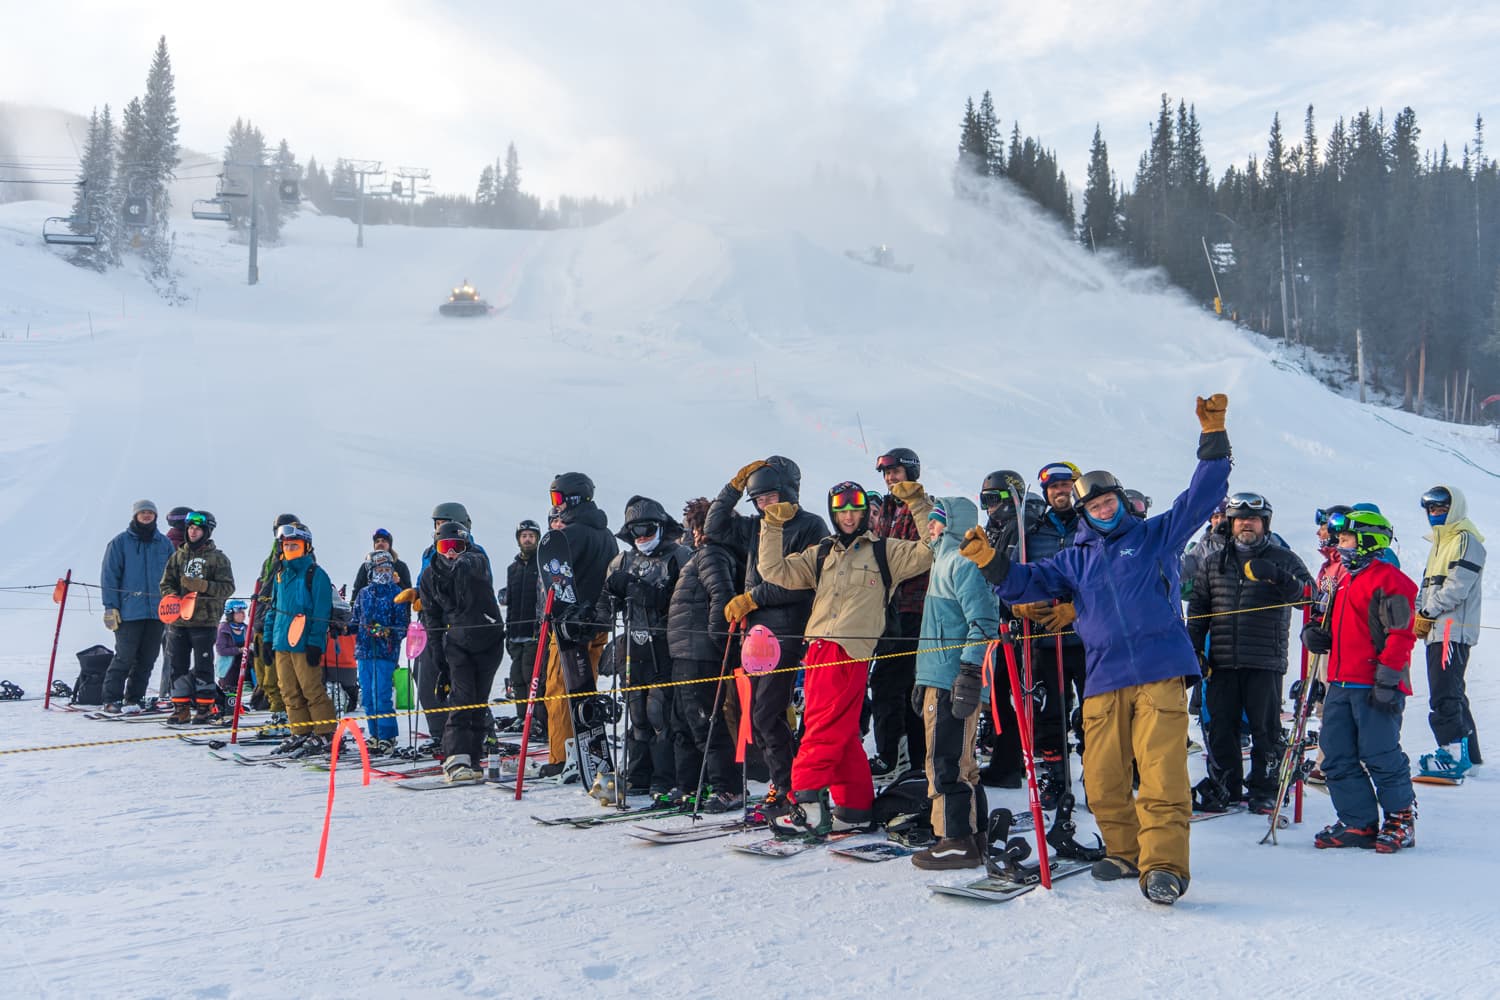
[72, 644, 113, 705]
[871, 767, 934, 844]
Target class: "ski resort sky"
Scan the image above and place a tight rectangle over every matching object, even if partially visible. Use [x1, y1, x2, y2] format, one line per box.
[3, 0, 1498, 201]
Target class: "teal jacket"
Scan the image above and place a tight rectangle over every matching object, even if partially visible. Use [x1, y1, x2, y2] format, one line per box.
[917, 497, 1000, 692]
[264, 552, 333, 654]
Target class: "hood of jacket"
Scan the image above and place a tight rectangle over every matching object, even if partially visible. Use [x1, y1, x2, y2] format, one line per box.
[562, 500, 608, 530]
[616, 495, 686, 545]
[1424, 483, 1483, 546]
[931, 496, 979, 556]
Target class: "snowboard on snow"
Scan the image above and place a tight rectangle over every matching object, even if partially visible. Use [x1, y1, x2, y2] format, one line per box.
[929, 858, 1094, 902]
[1412, 774, 1464, 786]
[539, 529, 617, 794]
[828, 842, 916, 863]
[729, 831, 861, 858]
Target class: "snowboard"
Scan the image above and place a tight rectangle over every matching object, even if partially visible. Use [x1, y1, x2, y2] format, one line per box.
[1412, 774, 1464, 786]
[729, 831, 859, 858]
[929, 858, 1094, 902]
[540, 529, 616, 793]
[828, 842, 915, 863]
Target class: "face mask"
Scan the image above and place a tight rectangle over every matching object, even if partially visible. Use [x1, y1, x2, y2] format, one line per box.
[1337, 544, 1366, 572]
[1427, 511, 1448, 527]
[1085, 504, 1126, 534]
[372, 567, 394, 585]
[635, 532, 661, 555]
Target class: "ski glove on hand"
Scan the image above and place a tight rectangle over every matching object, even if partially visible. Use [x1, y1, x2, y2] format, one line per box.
[761, 502, 798, 527]
[305, 646, 322, 667]
[102, 608, 121, 631]
[1243, 559, 1283, 584]
[1300, 623, 1333, 655]
[1368, 666, 1404, 714]
[1010, 602, 1050, 624]
[890, 481, 925, 506]
[951, 662, 983, 719]
[1413, 616, 1434, 639]
[395, 588, 418, 604]
[1195, 393, 1228, 433]
[959, 527, 1011, 585]
[183, 577, 208, 593]
[724, 592, 758, 623]
[910, 684, 926, 716]
[731, 459, 769, 491]
[1042, 602, 1076, 632]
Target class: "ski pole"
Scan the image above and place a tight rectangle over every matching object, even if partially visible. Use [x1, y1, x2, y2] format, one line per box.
[1294, 587, 1310, 824]
[229, 580, 261, 744]
[620, 598, 633, 808]
[43, 570, 72, 709]
[692, 620, 742, 822]
[513, 590, 555, 801]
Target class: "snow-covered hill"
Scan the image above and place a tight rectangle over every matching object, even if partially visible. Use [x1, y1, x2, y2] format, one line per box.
[0, 175, 1495, 998]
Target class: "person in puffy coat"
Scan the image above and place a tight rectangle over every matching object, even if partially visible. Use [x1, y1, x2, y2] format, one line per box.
[961, 395, 1233, 906]
[100, 500, 175, 711]
[264, 523, 336, 754]
[666, 498, 746, 812]
[160, 511, 236, 723]
[350, 550, 411, 747]
[911, 496, 999, 870]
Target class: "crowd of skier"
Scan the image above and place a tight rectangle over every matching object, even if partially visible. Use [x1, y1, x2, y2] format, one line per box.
[91, 393, 1485, 905]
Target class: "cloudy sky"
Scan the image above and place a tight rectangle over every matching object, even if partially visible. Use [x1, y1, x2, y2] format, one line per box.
[3, 1, 1498, 202]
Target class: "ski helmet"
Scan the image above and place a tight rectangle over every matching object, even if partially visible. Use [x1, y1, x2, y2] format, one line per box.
[741, 624, 781, 675]
[516, 518, 541, 541]
[746, 455, 802, 505]
[549, 473, 594, 510]
[826, 480, 871, 534]
[876, 447, 920, 481]
[1223, 491, 1271, 529]
[277, 522, 313, 547]
[1072, 470, 1129, 532]
[1336, 509, 1393, 571]
[1037, 461, 1080, 488]
[225, 599, 248, 617]
[184, 510, 217, 539]
[1123, 489, 1153, 518]
[274, 512, 301, 531]
[167, 506, 193, 527]
[368, 550, 395, 568]
[435, 520, 470, 544]
[431, 501, 472, 529]
[980, 470, 1025, 511]
[1421, 486, 1452, 526]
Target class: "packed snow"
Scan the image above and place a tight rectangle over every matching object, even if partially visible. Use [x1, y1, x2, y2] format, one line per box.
[0, 173, 1495, 999]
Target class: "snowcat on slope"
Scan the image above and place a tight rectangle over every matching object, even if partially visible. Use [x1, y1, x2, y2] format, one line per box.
[438, 280, 493, 317]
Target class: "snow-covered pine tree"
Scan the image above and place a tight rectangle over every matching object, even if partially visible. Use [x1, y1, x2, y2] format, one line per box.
[139, 35, 180, 277]
[68, 106, 116, 270]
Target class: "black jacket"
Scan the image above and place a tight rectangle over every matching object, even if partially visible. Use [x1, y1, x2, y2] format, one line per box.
[351, 557, 413, 604]
[554, 500, 619, 644]
[419, 550, 505, 655]
[668, 541, 745, 663]
[1186, 535, 1313, 672]
[504, 551, 540, 643]
[596, 517, 693, 641]
[705, 480, 829, 637]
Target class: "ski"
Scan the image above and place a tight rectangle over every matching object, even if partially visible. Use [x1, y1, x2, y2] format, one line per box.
[176, 733, 281, 747]
[391, 775, 491, 791]
[930, 858, 1094, 902]
[532, 803, 684, 828]
[1191, 804, 1248, 822]
[628, 821, 763, 845]
[634, 816, 762, 837]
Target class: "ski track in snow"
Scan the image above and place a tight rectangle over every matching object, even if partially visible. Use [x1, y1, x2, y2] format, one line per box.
[1, 180, 1499, 997]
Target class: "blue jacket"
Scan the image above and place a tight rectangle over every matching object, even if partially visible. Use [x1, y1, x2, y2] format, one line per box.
[264, 553, 334, 654]
[350, 580, 410, 661]
[996, 454, 1231, 699]
[101, 524, 175, 621]
[917, 497, 1000, 692]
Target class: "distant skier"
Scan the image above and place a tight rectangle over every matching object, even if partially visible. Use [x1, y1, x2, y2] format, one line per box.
[99, 500, 174, 714]
[1414, 485, 1485, 779]
[1300, 510, 1418, 852]
[160, 511, 236, 723]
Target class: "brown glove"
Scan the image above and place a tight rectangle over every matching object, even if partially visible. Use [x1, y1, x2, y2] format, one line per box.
[103, 608, 121, 632]
[1196, 393, 1228, 433]
[762, 502, 799, 527]
[890, 481, 925, 506]
[1010, 601, 1051, 624]
[724, 592, 758, 623]
[959, 526, 996, 568]
[731, 459, 769, 491]
[1414, 616, 1434, 639]
[394, 588, 418, 604]
[1043, 602, 1077, 632]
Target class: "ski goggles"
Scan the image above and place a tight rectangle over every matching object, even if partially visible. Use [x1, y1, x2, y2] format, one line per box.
[1224, 492, 1268, 516]
[435, 537, 469, 555]
[979, 488, 1014, 508]
[874, 455, 905, 473]
[1322, 511, 1351, 533]
[185, 512, 211, 527]
[276, 522, 310, 541]
[829, 487, 868, 512]
[549, 489, 585, 509]
[627, 522, 659, 539]
[1037, 462, 1079, 486]
[1420, 487, 1452, 511]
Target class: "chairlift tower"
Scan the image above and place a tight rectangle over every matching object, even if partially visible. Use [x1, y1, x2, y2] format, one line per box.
[392, 166, 430, 226]
[341, 159, 383, 248]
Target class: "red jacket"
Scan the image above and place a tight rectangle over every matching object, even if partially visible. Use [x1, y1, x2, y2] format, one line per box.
[1325, 558, 1417, 693]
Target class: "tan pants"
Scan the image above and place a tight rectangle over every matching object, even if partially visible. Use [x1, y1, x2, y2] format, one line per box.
[275, 650, 335, 737]
[545, 633, 607, 763]
[1081, 678, 1192, 884]
[922, 687, 981, 838]
[259, 650, 285, 712]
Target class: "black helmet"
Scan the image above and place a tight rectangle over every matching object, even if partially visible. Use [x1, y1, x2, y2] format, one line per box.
[1123, 489, 1153, 518]
[274, 512, 301, 530]
[746, 455, 802, 505]
[516, 518, 541, 541]
[617, 495, 682, 544]
[431, 501, 472, 529]
[167, 506, 193, 527]
[549, 472, 594, 509]
[826, 480, 871, 534]
[1072, 470, 1127, 515]
[876, 447, 920, 481]
[185, 510, 217, 539]
[435, 521, 470, 544]
[980, 470, 1024, 510]
[1224, 491, 1272, 528]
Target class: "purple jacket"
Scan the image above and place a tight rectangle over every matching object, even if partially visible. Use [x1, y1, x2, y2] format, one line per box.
[995, 454, 1230, 699]
[215, 621, 247, 658]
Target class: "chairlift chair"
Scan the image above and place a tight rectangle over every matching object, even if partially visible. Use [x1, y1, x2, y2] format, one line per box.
[42, 216, 100, 247]
[122, 175, 151, 229]
[191, 198, 232, 222]
[278, 179, 299, 205]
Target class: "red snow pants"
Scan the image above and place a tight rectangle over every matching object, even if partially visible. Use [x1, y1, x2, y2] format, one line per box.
[790, 640, 873, 811]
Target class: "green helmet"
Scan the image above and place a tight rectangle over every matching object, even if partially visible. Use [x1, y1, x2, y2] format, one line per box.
[1340, 509, 1393, 555]
[431, 501, 471, 529]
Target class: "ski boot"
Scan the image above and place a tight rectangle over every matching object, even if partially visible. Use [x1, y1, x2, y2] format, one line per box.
[771, 788, 833, 840]
[1142, 869, 1188, 906]
[700, 789, 745, 815]
[442, 754, 484, 784]
[1313, 821, 1377, 849]
[1374, 802, 1417, 853]
[1037, 751, 1066, 811]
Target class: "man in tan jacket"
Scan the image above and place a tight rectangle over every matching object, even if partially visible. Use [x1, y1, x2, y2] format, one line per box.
[751, 478, 933, 838]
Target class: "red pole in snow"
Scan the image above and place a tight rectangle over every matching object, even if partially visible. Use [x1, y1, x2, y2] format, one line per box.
[43, 570, 72, 710]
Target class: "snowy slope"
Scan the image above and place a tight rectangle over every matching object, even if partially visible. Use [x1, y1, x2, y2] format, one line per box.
[0, 176, 1496, 999]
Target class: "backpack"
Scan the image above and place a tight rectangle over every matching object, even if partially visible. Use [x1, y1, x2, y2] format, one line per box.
[871, 768, 934, 844]
[72, 644, 114, 705]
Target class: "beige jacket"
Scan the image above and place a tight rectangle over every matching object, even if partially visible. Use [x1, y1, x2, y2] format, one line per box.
[758, 494, 934, 661]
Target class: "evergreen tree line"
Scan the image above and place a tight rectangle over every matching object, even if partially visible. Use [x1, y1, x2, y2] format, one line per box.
[67, 35, 181, 293]
[957, 91, 1075, 228]
[959, 92, 1500, 420]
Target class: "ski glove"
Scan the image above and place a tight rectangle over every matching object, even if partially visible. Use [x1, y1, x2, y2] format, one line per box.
[103, 608, 121, 632]
[960, 527, 1011, 586]
[305, 646, 322, 667]
[1300, 623, 1333, 655]
[761, 502, 798, 527]
[1243, 559, 1283, 584]
[1413, 616, 1434, 639]
[724, 592, 758, 623]
[951, 662, 983, 719]
[731, 459, 769, 491]
[911, 684, 926, 716]
[1368, 666, 1404, 715]
[890, 481, 925, 506]
[183, 577, 209, 593]
[1010, 602, 1050, 624]
[1195, 393, 1228, 433]
[1041, 602, 1076, 632]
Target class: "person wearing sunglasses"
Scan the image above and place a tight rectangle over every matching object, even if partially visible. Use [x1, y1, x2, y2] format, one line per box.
[868, 448, 930, 780]
[263, 522, 338, 755]
[596, 495, 693, 802]
[159, 511, 237, 724]
[99, 500, 176, 714]
[1010, 461, 1089, 810]
[1414, 484, 1486, 780]
[419, 521, 506, 782]
[756, 478, 935, 839]
[1184, 493, 1313, 815]
[709, 455, 829, 816]
[959, 394, 1232, 906]
[351, 528, 412, 604]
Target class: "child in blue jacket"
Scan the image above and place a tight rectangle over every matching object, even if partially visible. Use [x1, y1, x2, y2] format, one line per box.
[350, 550, 410, 748]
